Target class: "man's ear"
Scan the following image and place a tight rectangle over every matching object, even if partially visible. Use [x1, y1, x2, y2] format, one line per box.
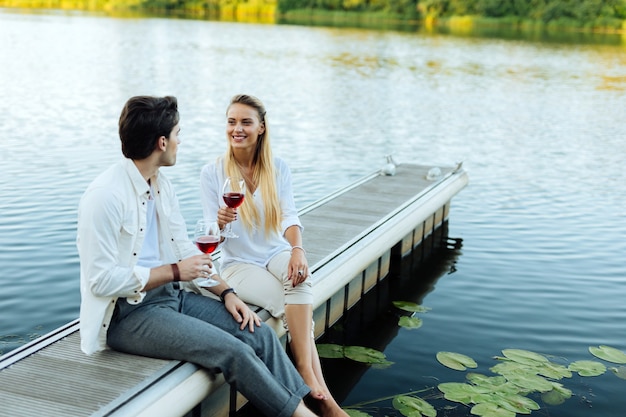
[157, 136, 167, 151]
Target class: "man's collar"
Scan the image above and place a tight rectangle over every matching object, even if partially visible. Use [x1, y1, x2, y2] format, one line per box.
[123, 158, 156, 196]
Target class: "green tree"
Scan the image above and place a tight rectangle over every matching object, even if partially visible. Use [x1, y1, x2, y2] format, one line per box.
[448, 0, 478, 15]
[476, 0, 515, 17]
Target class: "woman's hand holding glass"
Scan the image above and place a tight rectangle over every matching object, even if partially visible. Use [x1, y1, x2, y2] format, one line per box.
[221, 177, 246, 238]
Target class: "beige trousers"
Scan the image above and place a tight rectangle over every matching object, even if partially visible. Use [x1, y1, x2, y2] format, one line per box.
[221, 250, 313, 319]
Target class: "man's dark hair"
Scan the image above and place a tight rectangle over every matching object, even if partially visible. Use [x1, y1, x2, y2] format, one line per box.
[119, 96, 179, 160]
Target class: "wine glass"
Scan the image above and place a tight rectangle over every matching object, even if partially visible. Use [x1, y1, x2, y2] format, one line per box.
[221, 177, 246, 238]
[193, 219, 220, 287]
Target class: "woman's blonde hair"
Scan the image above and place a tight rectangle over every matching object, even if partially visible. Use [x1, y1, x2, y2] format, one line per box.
[224, 94, 281, 237]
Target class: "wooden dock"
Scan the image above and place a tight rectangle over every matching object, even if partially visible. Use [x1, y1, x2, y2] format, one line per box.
[0, 162, 468, 417]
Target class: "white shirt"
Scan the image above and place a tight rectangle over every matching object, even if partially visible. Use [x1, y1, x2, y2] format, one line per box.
[77, 158, 200, 355]
[137, 187, 162, 269]
[200, 157, 302, 271]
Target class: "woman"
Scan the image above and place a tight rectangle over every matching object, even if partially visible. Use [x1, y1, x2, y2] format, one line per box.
[200, 94, 348, 417]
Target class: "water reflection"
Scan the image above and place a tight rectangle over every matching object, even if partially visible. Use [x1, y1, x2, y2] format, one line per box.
[318, 226, 461, 405]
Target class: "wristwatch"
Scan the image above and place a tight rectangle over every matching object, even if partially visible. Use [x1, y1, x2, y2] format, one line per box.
[219, 288, 237, 303]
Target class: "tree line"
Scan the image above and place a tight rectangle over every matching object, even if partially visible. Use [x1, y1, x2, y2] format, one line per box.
[280, 0, 626, 28]
[416, 0, 626, 28]
[2, 0, 625, 30]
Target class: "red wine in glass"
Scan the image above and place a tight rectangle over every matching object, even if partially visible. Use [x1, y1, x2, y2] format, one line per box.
[193, 219, 220, 287]
[223, 192, 245, 209]
[195, 236, 219, 254]
[221, 177, 246, 238]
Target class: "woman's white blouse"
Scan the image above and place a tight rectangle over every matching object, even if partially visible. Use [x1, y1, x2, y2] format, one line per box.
[200, 157, 302, 271]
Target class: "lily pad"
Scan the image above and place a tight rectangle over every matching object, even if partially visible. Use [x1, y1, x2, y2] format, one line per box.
[541, 382, 572, 405]
[610, 366, 626, 380]
[501, 349, 548, 365]
[392, 301, 431, 313]
[491, 393, 540, 414]
[589, 345, 626, 364]
[541, 389, 567, 406]
[345, 410, 372, 417]
[344, 346, 391, 365]
[398, 316, 423, 329]
[470, 392, 501, 405]
[505, 372, 554, 393]
[568, 360, 606, 377]
[392, 395, 437, 417]
[470, 402, 516, 417]
[490, 361, 531, 377]
[438, 382, 483, 404]
[466, 373, 508, 390]
[467, 375, 521, 397]
[549, 381, 572, 398]
[317, 344, 345, 359]
[437, 351, 478, 371]
[537, 361, 572, 380]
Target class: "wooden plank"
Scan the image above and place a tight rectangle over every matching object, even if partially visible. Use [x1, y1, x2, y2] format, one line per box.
[0, 392, 89, 417]
[0, 336, 172, 416]
[363, 259, 379, 294]
[346, 272, 363, 309]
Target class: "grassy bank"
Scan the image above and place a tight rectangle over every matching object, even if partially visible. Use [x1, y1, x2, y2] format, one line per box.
[281, 9, 626, 35]
[439, 15, 626, 34]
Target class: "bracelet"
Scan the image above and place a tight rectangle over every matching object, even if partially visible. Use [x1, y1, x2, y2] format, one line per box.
[171, 263, 180, 282]
[290, 245, 306, 255]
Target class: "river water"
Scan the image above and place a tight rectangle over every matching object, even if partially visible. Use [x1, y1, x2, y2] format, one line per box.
[1, 8, 625, 417]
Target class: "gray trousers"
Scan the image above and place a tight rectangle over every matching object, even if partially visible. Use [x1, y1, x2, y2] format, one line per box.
[107, 283, 310, 417]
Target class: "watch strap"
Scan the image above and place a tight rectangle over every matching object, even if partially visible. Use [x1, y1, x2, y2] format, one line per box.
[220, 288, 237, 303]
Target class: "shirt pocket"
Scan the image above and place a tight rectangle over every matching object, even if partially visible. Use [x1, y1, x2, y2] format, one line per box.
[122, 216, 139, 236]
[119, 211, 139, 261]
[121, 214, 138, 236]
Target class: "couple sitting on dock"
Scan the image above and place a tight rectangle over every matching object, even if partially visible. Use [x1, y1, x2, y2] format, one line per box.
[76, 95, 348, 417]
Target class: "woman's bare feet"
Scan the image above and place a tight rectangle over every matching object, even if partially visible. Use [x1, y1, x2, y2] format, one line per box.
[299, 367, 328, 400]
[301, 371, 348, 417]
[316, 395, 350, 417]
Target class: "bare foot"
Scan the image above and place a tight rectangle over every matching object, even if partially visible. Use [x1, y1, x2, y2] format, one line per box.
[317, 396, 349, 417]
[300, 368, 327, 400]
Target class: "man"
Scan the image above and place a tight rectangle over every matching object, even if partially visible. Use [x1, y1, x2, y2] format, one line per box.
[77, 95, 317, 417]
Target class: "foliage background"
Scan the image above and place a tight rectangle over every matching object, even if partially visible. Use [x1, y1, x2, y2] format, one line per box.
[1, 0, 625, 32]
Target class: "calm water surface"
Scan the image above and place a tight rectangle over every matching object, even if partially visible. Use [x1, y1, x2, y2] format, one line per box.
[1, 9, 625, 417]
